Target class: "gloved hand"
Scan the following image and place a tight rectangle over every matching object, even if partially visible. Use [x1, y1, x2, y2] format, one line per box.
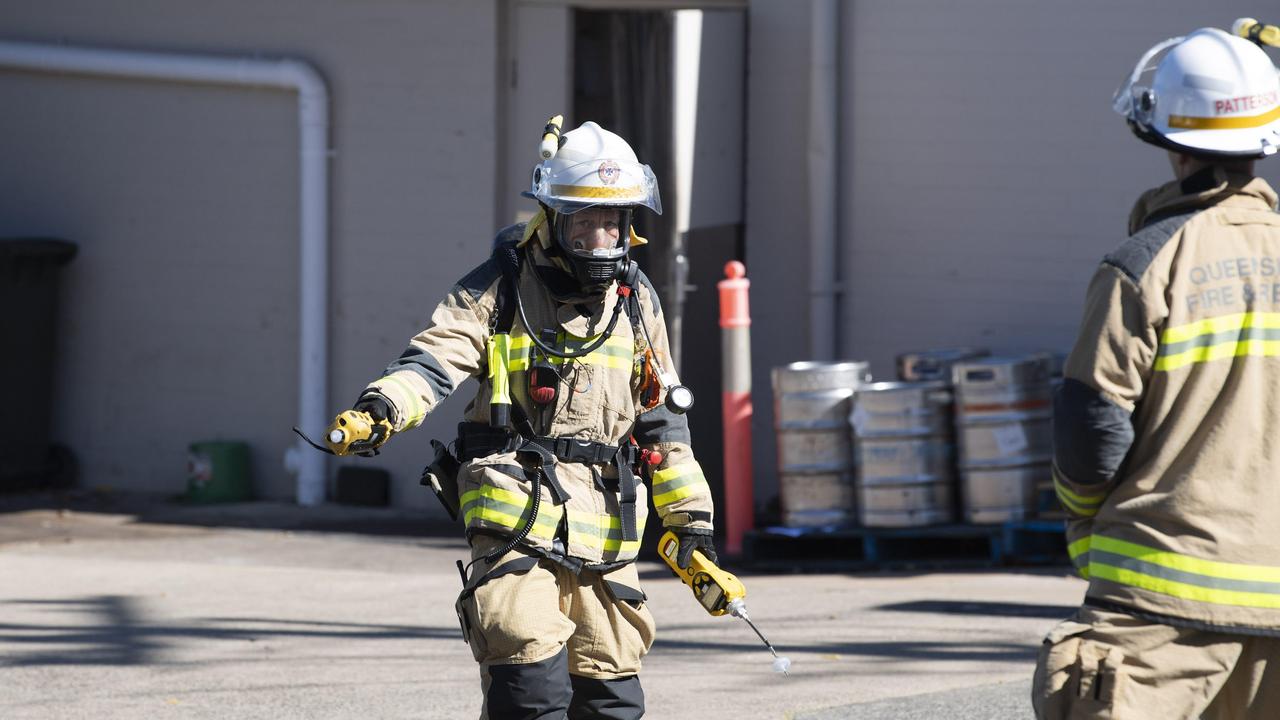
[671, 526, 717, 569]
[326, 395, 395, 456]
[354, 395, 392, 424]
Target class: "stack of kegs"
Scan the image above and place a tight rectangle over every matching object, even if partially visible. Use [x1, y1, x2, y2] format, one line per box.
[851, 381, 956, 527]
[772, 361, 870, 528]
[951, 354, 1054, 524]
[896, 348, 990, 383]
[1039, 354, 1068, 518]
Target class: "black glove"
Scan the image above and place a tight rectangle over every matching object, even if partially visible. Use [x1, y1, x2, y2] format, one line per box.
[354, 395, 393, 424]
[349, 395, 394, 455]
[672, 527, 717, 569]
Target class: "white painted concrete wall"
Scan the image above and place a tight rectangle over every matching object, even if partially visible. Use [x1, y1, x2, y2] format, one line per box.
[8, 0, 1279, 519]
[0, 0, 498, 508]
[689, 9, 745, 230]
[746, 0, 1280, 515]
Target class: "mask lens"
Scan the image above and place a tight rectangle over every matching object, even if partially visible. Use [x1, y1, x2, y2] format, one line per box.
[556, 207, 631, 260]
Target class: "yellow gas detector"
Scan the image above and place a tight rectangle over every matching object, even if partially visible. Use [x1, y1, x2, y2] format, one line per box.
[658, 530, 791, 674]
[324, 409, 393, 456]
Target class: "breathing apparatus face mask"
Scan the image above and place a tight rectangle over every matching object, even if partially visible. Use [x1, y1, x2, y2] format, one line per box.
[551, 205, 634, 291]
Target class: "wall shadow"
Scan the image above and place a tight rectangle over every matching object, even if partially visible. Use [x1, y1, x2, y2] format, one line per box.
[0, 488, 457, 539]
[0, 595, 458, 668]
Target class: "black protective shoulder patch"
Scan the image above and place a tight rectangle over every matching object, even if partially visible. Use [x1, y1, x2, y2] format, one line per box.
[457, 258, 502, 303]
[636, 268, 662, 318]
[1103, 211, 1197, 283]
[492, 222, 527, 251]
[456, 224, 530, 302]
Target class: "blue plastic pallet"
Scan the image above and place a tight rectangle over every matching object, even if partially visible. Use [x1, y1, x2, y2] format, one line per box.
[742, 520, 1067, 570]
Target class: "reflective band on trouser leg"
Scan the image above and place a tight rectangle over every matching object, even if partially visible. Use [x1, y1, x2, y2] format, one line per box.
[651, 463, 709, 507]
[1088, 535, 1280, 608]
[462, 485, 562, 543]
[1155, 312, 1280, 371]
[488, 333, 512, 424]
[1053, 466, 1105, 518]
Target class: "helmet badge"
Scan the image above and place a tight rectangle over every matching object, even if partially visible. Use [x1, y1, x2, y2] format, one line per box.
[597, 160, 621, 185]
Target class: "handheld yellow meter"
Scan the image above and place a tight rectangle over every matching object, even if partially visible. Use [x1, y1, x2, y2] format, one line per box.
[658, 530, 746, 616]
[658, 530, 792, 674]
[325, 410, 393, 456]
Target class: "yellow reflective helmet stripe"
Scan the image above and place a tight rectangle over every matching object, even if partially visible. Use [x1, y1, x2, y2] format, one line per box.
[1167, 103, 1280, 130]
[550, 183, 646, 200]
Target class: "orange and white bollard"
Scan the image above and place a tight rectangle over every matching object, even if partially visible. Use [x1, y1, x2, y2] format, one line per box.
[719, 261, 754, 557]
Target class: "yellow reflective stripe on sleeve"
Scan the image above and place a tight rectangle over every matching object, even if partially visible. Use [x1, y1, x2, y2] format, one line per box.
[1157, 312, 1280, 371]
[651, 463, 709, 507]
[1087, 535, 1280, 609]
[1054, 479, 1105, 517]
[379, 373, 425, 426]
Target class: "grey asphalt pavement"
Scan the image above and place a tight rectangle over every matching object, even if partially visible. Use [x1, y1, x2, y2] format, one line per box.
[0, 494, 1081, 719]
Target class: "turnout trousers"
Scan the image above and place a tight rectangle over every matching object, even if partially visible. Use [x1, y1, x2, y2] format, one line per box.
[1032, 606, 1280, 719]
[455, 536, 656, 719]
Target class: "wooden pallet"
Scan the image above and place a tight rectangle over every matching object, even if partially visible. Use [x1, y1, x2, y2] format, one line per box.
[742, 520, 1067, 571]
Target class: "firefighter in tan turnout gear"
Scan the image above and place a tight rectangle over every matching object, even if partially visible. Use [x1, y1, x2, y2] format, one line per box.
[1033, 24, 1280, 719]
[328, 120, 714, 719]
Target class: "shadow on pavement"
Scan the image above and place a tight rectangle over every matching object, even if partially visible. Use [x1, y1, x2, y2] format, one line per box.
[0, 489, 457, 539]
[652, 635, 1037, 664]
[0, 595, 457, 667]
[874, 600, 1077, 619]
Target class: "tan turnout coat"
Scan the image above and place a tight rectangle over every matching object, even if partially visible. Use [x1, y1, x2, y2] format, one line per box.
[362, 216, 713, 568]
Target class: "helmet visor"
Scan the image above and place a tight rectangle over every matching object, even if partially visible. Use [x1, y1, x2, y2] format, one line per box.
[531, 158, 662, 216]
[553, 207, 632, 261]
[1113, 36, 1183, 122]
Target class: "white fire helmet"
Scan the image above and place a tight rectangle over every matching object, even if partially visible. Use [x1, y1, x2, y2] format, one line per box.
[1114, 27, 1280, 158]
[526, 121, 662, 216]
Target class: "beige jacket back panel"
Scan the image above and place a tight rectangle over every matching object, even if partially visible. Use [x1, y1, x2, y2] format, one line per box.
[1063, 170, 1280, 630]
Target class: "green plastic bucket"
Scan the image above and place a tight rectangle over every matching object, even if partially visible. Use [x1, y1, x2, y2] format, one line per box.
[186, 441, 252, 503]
